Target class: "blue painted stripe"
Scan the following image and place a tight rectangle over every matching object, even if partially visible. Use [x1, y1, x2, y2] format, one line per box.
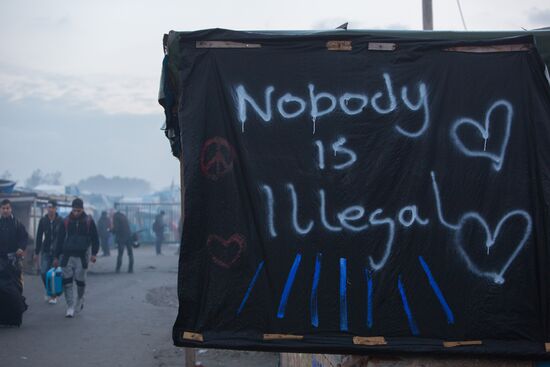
[311, 253, 322, 327]
[340, 258, 348, 331]
[277, 253, 302, 319]
[365, 269, 373, 328]
[398, 275, 419, 336]
[237, 261, 264, 315]
[418, 256, 455, 324]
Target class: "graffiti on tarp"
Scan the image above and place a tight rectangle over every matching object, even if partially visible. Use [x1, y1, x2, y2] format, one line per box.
[225, 87, 533, 334]
[235, 73, 429, 137]
[173, 37, 550, 352]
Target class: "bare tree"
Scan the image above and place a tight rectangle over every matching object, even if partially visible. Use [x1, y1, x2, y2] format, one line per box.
[25, 169, 43, 188]
[24, 169, 62, 188]
[43, 171, 62, 185]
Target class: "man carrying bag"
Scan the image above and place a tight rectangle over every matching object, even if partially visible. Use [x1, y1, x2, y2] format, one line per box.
[35, 199, 63, 304]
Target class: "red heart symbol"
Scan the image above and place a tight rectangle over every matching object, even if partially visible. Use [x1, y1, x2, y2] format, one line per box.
[207, 234, 246, 269]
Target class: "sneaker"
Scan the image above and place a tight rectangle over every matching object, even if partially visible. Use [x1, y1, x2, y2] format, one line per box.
[75, 297, 84, 313]
[65, 307, 75, 318]
[44, 295, 50, 302]
[48, 297, 57, 305]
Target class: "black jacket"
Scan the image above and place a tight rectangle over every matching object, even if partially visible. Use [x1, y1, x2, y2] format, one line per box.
[55, 212, 99, 258]
[35, 214, 63, 255]
[111, 211, 131, 243]
[0, 215, 28, 257]
[153, 214, 166, 235]
[97, 214, 110, 238]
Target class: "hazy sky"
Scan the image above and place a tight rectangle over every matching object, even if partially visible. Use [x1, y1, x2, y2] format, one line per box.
[0, 0, 549, 190]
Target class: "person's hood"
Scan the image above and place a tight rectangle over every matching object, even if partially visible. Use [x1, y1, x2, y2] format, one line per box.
[45, 213, 60, 220]
[69, 211, 88, 221]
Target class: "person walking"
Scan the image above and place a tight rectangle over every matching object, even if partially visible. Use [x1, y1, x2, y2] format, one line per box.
[35, 199, 63, 304]
[0, 199, 29, 326]
[153, 211, 166, 255]
[112, 211, 134, 273]
[54, 198, 99, 318]
[0, 199, 28, 290]
[97, 211, 111, 257]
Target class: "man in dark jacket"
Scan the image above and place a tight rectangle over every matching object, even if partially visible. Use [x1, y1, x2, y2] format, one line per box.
[54, 198, 99, 318]
[0, 199, 28, 326]
[0, 199, 28, 288]
[112, 211, 134, 273]
[97, 211, 111, 257]
[153, 211, 166, 255]
[35, 199, 63, 304]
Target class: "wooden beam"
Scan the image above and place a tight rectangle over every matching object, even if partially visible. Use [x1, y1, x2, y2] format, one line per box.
[196, 41, 261, 49]
[182, 331, 204, 342]
[326, 40, 352, 51]
[264, 334, 304, 341]
[422, 0, 433, 30]
[180, 153, 196, 367]
[443, 340, 482, 348]
[444, 44, 532, 53]
[352, 336, 387, 346]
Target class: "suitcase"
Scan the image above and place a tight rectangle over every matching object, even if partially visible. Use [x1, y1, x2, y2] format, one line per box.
[45, 267, 63, 297]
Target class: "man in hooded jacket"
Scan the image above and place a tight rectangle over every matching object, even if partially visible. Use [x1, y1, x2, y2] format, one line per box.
[112, 210, 134, 273]
[35, 199, 63, 304]
[54, 198, 99, 318]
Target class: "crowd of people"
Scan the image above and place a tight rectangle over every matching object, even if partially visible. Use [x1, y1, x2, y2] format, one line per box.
[0, 197, 168, 324]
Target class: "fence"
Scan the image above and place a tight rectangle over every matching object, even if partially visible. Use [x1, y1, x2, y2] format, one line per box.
[113, 202, 181, 244]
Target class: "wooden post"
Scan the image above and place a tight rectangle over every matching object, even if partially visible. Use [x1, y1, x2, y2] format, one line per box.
[422, 0, 433, 30]
[180, 151, 196, 367]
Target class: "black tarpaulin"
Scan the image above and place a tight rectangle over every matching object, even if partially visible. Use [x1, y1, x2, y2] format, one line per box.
[0, 259, 27, 327]
[160, 29, 550, 357]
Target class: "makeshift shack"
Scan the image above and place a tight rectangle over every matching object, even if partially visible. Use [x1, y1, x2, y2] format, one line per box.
[160, 28, 550, 365]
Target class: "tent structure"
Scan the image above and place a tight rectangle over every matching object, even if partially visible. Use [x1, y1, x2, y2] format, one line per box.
[160, 28, 550, 360]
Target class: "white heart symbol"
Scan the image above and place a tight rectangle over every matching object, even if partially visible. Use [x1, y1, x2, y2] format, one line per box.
[454, 210, 532, 284]
[450, 100, 513, 172]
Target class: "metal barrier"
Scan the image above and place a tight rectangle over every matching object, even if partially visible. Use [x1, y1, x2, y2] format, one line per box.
[113, 202, 181, 244]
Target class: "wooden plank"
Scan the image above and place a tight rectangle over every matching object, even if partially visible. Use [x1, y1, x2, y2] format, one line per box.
[352, 336, 387, 346]
[180, 154, 197, 367]
[196, 41, 261, 49]
[326, 40, 352, 51]
[185, 347, 196, 367]
[443, 340, 482, 348]
[182, 331, 204, 342]
[264, 333, 304, 340]
[444, 44, 531, 53]
[368, 42, 397, 51]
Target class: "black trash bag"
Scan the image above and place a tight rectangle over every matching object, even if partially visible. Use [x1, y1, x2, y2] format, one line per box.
[0, 257, 28, 327]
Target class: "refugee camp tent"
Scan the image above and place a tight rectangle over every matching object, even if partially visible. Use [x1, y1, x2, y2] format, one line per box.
[160, 28, 550, 357]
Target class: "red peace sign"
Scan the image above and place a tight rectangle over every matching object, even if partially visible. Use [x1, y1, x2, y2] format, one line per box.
[200, 137, 235, 180]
